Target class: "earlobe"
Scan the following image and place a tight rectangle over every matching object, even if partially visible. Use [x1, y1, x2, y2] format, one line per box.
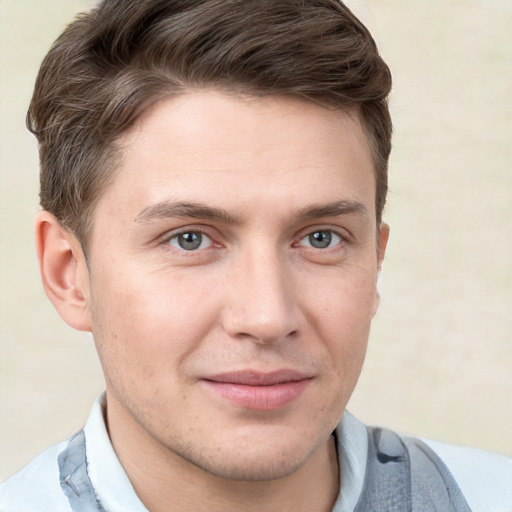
[35, 211, 92, 332]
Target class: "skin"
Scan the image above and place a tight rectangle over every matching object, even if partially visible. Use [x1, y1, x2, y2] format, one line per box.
[36, 91, 388, 511]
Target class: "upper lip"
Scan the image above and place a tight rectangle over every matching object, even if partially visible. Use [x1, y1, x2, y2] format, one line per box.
[203, 370, 313, 386]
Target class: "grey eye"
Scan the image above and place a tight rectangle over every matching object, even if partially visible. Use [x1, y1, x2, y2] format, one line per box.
[179, 232, 202, 250]
[299, 230, 341, 249]
[308, 231, 333, 248]
[170, 231, 210, 251]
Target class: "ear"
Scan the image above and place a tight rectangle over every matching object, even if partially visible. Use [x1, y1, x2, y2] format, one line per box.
[377, 222, 390, 271]
[372, 222, 390, 316]
[35, 211, 92, 331]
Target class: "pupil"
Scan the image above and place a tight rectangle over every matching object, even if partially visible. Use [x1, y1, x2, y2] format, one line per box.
[310, 231, 331, 248]
[179, 232, 202, 250]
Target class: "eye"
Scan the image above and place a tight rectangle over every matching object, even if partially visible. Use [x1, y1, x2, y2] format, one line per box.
[299, 230, 342, 249]
[167, 231, 213, 251]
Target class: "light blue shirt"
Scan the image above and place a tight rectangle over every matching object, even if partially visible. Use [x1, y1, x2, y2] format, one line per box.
[1, 394, 511, 511]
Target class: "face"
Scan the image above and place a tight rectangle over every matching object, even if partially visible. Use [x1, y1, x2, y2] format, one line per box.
[82, 91, 387, 481]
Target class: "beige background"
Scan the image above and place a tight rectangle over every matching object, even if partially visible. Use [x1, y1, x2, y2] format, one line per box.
[1, 0, 510, 481]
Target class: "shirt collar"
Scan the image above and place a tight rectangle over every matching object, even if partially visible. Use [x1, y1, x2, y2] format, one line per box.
[332, 410, 369, 512]
[84, 393, 148, 512]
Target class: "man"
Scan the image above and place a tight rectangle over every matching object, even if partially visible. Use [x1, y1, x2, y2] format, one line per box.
[0, 0, 510, 510]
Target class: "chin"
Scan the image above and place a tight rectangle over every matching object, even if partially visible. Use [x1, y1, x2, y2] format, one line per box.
[184, 447, 309, 482]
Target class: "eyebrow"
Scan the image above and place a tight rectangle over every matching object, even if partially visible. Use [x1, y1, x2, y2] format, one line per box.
[134, 201, 244, 224]
[296, 200, 370, 221]
[134, 199, 369, 225]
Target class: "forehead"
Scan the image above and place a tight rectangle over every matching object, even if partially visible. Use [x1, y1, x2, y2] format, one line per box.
[98, 91, 376, 226]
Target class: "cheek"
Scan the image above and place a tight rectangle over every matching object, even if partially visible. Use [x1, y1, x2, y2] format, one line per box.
[303, 268, 376, 370]
[306, 265, 377, 326]
[88, 265, 222, 380]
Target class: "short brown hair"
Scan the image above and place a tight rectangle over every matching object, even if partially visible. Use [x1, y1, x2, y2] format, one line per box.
[28, 0, 392, 248]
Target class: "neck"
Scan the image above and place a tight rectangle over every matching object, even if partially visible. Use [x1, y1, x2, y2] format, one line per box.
[107, 399, 340, 512]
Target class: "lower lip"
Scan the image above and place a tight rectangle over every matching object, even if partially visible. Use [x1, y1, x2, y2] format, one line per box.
[202, 379, 311, 410]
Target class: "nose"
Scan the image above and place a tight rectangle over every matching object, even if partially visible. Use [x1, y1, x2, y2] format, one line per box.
[221, 246, 299, 344]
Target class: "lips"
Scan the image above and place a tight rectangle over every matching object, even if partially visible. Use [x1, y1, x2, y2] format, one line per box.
[201, 370, 312, 410]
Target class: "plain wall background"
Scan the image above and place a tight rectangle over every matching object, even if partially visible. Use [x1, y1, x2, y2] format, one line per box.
[1, 0, 511, 480]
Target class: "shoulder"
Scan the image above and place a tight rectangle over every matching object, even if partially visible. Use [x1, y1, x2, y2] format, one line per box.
[0, 440, 72, 512]
[422, 438, 512, 512]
